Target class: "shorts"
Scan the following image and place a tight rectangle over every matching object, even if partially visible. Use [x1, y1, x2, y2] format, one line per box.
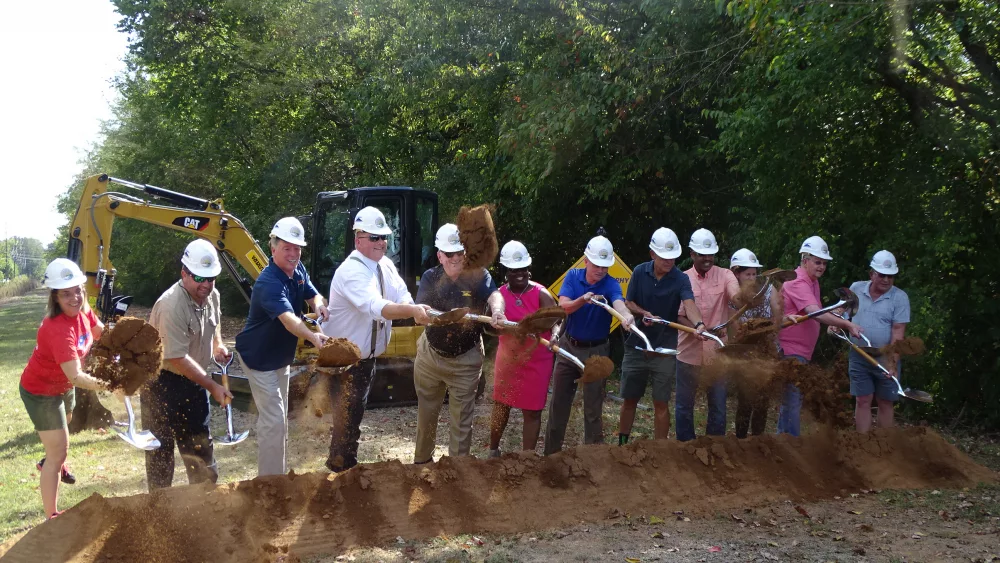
[20, 385, 76, 432]
[619, 347, 676, 403]
[849, 359, 899, 402]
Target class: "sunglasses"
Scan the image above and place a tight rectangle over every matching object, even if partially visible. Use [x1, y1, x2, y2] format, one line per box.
[874, 272, 895, 279]
[442, 250, 465, 258]
[507, 267, 529, 274]
[184, 267, 216, 283]
[365, 234, 389, 242]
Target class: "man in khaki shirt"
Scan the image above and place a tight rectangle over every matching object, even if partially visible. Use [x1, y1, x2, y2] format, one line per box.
[140, 240, 232, 490]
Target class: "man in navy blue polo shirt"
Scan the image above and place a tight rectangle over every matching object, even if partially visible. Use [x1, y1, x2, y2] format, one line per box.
[543, 235, 635, 454]
[236, 217, 330, 476]
[616, 228, 705, 445]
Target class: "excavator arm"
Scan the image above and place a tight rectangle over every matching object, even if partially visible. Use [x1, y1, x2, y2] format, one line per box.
[67, 174, 269, 308]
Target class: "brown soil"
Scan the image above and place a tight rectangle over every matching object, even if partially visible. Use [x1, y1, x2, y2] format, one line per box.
[89, 317, 163, 395]
[316, 338, 361, 367]
[6, 427, 993, 562]
[579, 356, 614, 383]
[735, 279, 766, 309]
[880, 336, 926, 356]
[457, 204, 498, 270]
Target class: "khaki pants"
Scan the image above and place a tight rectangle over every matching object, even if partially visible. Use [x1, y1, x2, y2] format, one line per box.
[413, 334, 483, 463]
[239, 355, 290, 476]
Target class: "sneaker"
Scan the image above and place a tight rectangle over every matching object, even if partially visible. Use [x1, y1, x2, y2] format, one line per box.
[37, 458, 76, 485]
[488, 449, 501, 459]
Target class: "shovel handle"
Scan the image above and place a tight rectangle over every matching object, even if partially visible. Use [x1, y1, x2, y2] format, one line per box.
[466, 314, 519, 329]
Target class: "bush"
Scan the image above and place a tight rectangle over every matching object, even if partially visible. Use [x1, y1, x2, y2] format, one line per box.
[0, 276, 39, 300]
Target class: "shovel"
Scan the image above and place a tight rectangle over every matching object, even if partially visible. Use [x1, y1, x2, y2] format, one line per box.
[535, 335, 615, 383]
[212, 355, 249, 446]
[829, 327, 933, 403]
[426, 307, 472, 325]
[587, 297, 678, 357]
[113, 396, 161, 451]
[711, 268, 795, 332]
[640, 315, 727, 348]
[781, 287, 860, 328]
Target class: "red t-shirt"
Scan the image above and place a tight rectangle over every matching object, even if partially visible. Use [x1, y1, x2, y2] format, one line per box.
[20, 309, 98, 396]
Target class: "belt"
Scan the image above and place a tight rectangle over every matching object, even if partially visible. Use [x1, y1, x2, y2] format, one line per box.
[429, 344, 468, 359]
[566, 336, 609, 348]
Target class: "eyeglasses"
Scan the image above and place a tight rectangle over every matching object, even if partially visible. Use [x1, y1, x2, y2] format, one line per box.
[442, 250, 465, 258]
[366, 234, 389, 242]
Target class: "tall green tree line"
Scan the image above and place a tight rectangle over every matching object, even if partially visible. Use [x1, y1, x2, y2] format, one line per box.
[59, 0, 998, 426]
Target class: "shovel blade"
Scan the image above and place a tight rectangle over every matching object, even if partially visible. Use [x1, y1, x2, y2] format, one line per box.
[114, 428, 161, 451]
[216, 431, 249, 446]
[762, 268, 796, 284]
[902, 388, 934, 403]
[834, 287, 860, 316]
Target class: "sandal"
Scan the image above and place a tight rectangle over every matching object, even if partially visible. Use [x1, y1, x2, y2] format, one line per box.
[37, 458, 76, 485]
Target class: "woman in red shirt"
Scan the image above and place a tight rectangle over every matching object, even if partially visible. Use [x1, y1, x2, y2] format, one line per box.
[20, 259, 110, 519]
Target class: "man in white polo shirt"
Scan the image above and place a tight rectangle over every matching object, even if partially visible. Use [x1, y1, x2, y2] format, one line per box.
[321, 206, 431, 472]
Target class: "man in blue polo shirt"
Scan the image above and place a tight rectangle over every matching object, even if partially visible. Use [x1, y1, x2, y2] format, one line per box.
[845, 250, 910, 433]
[544, 235, 635, 454]
[616, 228, 705, 445]
[236, 217, 330, 476]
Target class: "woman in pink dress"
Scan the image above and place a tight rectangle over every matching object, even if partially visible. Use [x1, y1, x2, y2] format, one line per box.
[488, 241, 559, 457]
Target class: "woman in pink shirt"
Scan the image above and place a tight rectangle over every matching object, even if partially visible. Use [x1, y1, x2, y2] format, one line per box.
[488, 242, 558, 456]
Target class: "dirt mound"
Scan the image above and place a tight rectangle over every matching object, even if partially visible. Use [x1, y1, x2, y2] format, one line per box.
[89, 317, 162, 395]
[6, 427, 992, 563]
[317, 338, 361, 367]
[457, 204, 498, 270]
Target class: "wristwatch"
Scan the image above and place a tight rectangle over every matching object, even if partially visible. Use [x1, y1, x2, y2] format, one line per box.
[694, 321, 705, 329]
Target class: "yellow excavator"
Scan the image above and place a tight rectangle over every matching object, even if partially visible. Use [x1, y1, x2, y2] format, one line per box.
[67, 174, 440, 409]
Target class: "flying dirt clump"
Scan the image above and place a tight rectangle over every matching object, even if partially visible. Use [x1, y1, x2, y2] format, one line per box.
[89, 317, 162, 395]
[880, 336, 925, 357]
[316, 338, 362, 368]
[579, 356, 614, 383]
[457, 204, 498, 270]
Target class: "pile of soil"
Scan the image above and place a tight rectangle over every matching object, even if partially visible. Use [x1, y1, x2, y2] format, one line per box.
[457, 204, 498, 270]
[89, 317, 162, 395]
[7, 427, 993, 563]
[317, 338, 361, 367]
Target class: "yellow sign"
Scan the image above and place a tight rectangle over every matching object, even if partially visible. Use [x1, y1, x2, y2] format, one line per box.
[548, 253, 633, 332]
[246, 249, 267, 276]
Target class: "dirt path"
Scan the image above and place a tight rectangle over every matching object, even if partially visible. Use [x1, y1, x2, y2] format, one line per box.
[2, 427, 994, 562]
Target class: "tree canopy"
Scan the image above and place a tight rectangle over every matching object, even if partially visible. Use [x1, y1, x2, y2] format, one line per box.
[61, 0, 999, 427]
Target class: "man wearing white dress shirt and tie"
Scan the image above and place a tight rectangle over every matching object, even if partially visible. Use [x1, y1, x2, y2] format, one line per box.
[321, 206, 431, 472]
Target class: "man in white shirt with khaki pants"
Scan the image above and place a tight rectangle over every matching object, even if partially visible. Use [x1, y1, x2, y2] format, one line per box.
[321, 206, 430, 472]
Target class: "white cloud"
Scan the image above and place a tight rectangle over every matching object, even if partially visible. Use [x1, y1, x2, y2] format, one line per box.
[0, 0, 128, 245]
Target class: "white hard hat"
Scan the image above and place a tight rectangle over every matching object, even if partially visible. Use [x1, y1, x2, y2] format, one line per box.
[870, 250, 898, 275]
[584, 236, 615, 268]
[435, 223, 464, 252]
[353, 206, 392, 235]
[43, 258, 87, 290]
[270, 217, 307, 246]
[799, 235, 832, 260]
[181, 239, 222, 278]
[499, 240, 532, 268]
[730, 248, 763, 268]
[688, 228, 719, 255]
[649, 228, 682, 259]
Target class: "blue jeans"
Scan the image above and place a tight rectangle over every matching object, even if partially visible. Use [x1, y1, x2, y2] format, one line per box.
[675, 360, 727, 442]
[776, 355, 808, 437]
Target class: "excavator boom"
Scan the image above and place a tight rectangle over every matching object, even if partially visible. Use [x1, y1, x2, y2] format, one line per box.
[67, 174, 268, 302]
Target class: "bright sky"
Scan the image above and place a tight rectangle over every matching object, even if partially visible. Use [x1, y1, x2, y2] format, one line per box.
[0, 0, 128, 246]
